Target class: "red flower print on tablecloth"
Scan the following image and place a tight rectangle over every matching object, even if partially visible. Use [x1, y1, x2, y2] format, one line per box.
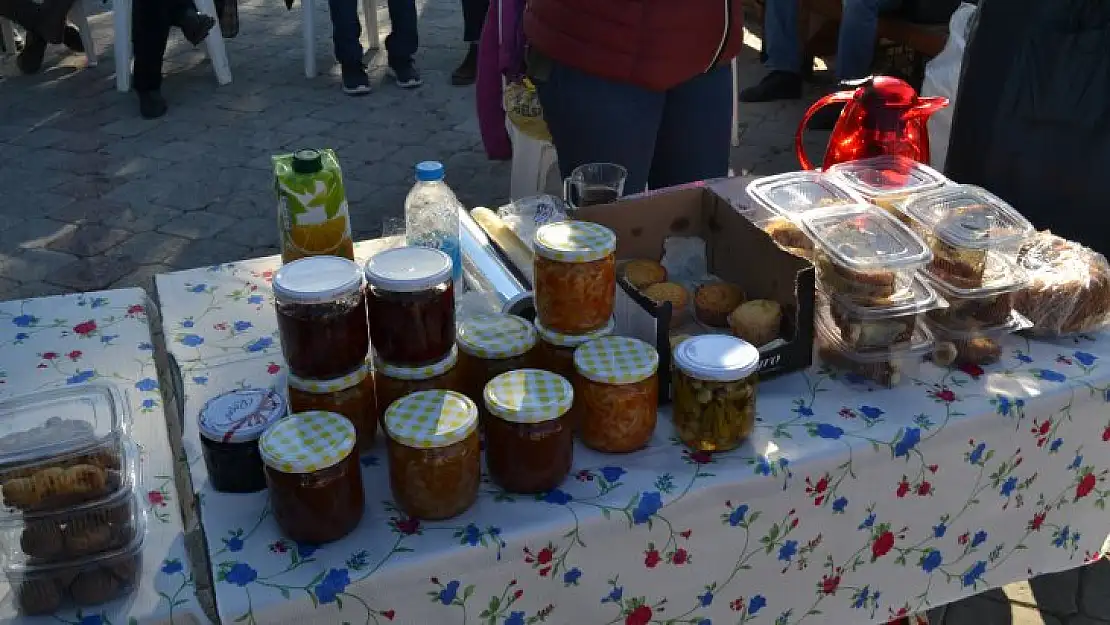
[917, 481, 933, 496]
[644, 547, 661, 569]
[41, 351, 58, 360]
[1032, 418, 1053, 447]
[1076, 471, 1097, 499]
[805, 473, 831, 506]
[930, 386, 957, 403]
[872, 530, 895, 561]
[126, 304, 145, 317]
[896, 476, 911, 498]
[1029, 510, 1047, 531]
[381, 609, 395, 620]
[819, 571, 842, 595]
[1102, 424, 1110, 441]
[959, 362, 985, 379]
[390, 516, 421, 535]
[67, 350, 81, 361]
[148, 490, 166, 507]
[73, 320, 97, 336]
[669, 548, 690, 567]
[267, 362, 282, 374]
[626, 605, 652, 625]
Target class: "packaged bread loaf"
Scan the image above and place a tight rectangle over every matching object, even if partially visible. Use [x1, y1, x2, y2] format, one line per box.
[1013, 231, 1110, 336]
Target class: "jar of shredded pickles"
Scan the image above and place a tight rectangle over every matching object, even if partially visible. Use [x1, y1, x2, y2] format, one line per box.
[483, 369, 574, 493]
[456, 313, 537, 406]
[535, 318, 613, 381]
[374, 346, 463, 428]
[533, 221, 617, 335]
[672, 335, 760, 452]
[287, 363, 376, 454]
[384, 390, 480, 520]
[573, 336, 659, 453]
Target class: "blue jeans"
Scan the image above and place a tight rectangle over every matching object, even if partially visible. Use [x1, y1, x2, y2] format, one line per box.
[533, 60, 732, 194]
[328, 0, 417, 69]
[764, 0, 902, 80]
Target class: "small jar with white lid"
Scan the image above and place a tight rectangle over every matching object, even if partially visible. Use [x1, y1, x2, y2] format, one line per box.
[364, 246, 456, 367]
[273, 256, 368, 380]
[671, 335, 760, 453]
[198, 388, 287, 493]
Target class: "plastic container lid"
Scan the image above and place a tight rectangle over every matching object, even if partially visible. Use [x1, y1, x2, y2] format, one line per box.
[534, 317, 614, 348]
[415, 161, 445, 182]
[0, 384, 126, 467]
[384, 390, 478, 449]
[457, 313, 537, 359]
[198, 388, 287, 444]
[925, 253, 1029, 299]
[259, 411, 356, 474]
[802, 204, 932, 272]
[573, 336, 659, 385]
[826, 155, 948, 200]
[672, 335, 760, 382]
[824, 274, 945, 319]
[376, 345, 458, 381]
[924, 310, 1032, 340]
[901, 184, 1034, 251]
[533, 221, 617, 263]
[746, 171, 865, 220]
[483, 369, 574, 424]
[364, 246, 454, 292]
[288, 362, 371, 394]
[816, 306, 936, 363]
[273, 256, 363, 304]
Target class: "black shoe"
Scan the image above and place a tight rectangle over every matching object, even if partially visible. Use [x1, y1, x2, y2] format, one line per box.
[739, 70, 802, 103]
[62, 24, 83, 53]
[451, 43, 478, 86]
[137, 90, 168, 119]
[176, 11, 216, 46]
[341, 64, 371, 95]
[390, 64, 423, 89]
[16, 33, 47, 75]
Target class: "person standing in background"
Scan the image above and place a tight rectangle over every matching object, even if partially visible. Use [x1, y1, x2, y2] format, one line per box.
[0, 0, 83, 74]
[131, 0, 215, 118]
[451, 0, 489, 85]
[327, 0, 422, 95]
[524, 0, 743, 194]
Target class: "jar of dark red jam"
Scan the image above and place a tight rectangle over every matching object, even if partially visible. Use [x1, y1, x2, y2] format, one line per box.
[273, 256, 369, 380]
[364, 246, 456, 367]
[259, 411, 364, 543]
[287, 362, 377, 454]
[198, 388, 287, 493]
[483, 369, 574, 493]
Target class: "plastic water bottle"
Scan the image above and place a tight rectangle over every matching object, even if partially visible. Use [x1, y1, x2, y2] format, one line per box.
[405, 161, 463, 286]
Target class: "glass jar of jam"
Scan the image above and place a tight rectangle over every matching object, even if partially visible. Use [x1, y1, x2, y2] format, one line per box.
[374, 346, 463, 428]
[535, 318, 614, 381]
[384, 390, 480, 520]
[456, 313, 538, 406]
[672, 335, 759, 453]
[573, 336, 660, 453]
[364, 246, 456, 367]
[273, 256, 369, 380]
[533, 221, 617, 335]
[287, 362, 377, 454]
[483, 369, 574, 493]
[259, 411, 364, 543]
[198, 388, 287, 493]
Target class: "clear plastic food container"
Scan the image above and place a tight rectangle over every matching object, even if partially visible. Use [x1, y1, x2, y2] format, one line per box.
[0, 488, 141, 567]
[816, 307, 935, 388]
[746, 171, 865, 225]
[925, 311, 1032, 367]
[802, 204, 933, 305]
[924, 255, 1027, 329]
[825, 155, 948, 215]
[823, 274, 945, 351]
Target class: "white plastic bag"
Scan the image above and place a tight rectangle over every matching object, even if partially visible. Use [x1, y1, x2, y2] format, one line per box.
[923, 2, 978, 172]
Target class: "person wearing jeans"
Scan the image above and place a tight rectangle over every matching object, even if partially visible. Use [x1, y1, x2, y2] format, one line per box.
[131, 0, 215, 118]
[451, 0, 489, 85]
[327, 0, 421, 95]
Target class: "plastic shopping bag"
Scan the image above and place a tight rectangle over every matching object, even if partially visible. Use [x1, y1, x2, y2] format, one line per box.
[922, 2, 978, 171]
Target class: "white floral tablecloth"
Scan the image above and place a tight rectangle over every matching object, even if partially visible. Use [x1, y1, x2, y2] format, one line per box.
[157, 248, 1110, 625]
[0, 290, 209, 625]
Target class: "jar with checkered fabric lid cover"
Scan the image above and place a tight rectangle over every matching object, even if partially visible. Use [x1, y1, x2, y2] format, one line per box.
[533, 221, 617, 335]
[573, 336, 659, 453]
[373, 346, 465, 429]
[456, 313, 538, 411]
[383, 390, 480, 520]
[259, 411, 364, 543]
[287, 362, 376, 454]
[483, 369, 575, 493]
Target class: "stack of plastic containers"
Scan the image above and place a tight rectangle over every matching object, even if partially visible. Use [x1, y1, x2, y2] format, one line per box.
[0, 384, 143, 616]
[745, 171, 866, 259]
[900, 184, 1035, 366]
[825, 155, 949, 221]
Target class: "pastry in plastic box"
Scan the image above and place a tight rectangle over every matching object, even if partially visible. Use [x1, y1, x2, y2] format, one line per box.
[816, 308, 935, 388]
[728, 300, 782, 347]
[925, 255, 1026, 329]
[6, 488, 140, 565]
[642, 282, 690, 328]
[1013, 231, 1110, 336]
[824, 275, 943, 351]
[825, 155, 948, 217]
[621, 259, 667, 290]
[925, 312, 1031, 367]
[762, 217, 815, 259]
[694, 282, 745, 327]
[745, 170, 865, 224]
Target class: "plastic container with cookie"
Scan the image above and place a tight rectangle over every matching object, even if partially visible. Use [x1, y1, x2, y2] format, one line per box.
[924, 254, 1027, 330]
[825, 155, 948, 218]
[815, 305, 935, 388]
[746, 170, 866, 226]
[801, 204, 933, 306]
[823, 275, 946, 351]
[924, 311, 1032, 367]
[901, 184, 1034, 291]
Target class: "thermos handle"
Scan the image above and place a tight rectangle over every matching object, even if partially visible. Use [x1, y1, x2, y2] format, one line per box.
[795, 91, 855, 170]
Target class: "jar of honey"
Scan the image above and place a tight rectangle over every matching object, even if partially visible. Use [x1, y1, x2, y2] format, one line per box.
[287, 362, 376, 454]
[483, 369, 574, 493]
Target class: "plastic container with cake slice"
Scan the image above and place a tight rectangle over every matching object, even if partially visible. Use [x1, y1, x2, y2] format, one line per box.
[801, 204, 933, 307]
[822, 274, 946, 351]
[745, 171, 866, 260]
[924, 252, 1028, 330]
[924, 311, 1032, 367]
[815, 304, 935, 388]
[825, 155, 949, 219]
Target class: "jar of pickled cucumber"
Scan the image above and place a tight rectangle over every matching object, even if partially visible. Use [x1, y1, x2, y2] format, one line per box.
[672, 335, 760, 452]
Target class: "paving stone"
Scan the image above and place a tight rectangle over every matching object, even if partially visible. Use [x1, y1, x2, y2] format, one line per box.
[0, 248, 81, 283]
[1080, 558, 1110, 618]
[111, 263, 176, 291]
[0, 276, 20, 300]
[46, 225, 134, 258]
[0, 218, 75, 251]
[1004, 569, 1080, 616]
[106, 232, 194, 266]
[159, 212, 237, 239]
[946, 595, 1062, 625]
[47, 256, 139, 291]
[168, 239, 253, 270]
[215, 218, 280, 248]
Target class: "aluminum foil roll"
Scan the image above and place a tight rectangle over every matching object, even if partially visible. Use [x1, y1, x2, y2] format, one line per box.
[459, 207, 535, 320]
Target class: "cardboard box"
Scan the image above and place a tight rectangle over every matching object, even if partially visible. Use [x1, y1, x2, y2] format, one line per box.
[576, 184, 815, 403]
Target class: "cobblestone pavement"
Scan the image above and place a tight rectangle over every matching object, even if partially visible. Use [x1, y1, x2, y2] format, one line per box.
[1, 0, 1107, 623]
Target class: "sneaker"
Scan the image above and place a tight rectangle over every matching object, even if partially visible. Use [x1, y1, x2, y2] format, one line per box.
[451, 44, 478, 86]
[16, 33, 47, 75]
[137, 90, 168, 119]
[739, 70, 803, 103]
[390, 64, 423, 89]
[341, 64, 371, 95]
[62, 24, 84, 53]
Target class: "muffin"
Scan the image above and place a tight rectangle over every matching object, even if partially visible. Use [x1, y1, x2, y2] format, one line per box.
[728, 300, 783, 347]
[622, 260, 668, 290]
[642, 282, 690, 328]
[694, 282, 746, 327]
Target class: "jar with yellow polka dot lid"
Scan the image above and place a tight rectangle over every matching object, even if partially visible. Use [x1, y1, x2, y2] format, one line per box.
[259, 411, 364, 543]
[573, 336, 660, 453]
[456, 313, 538, 408]
[533, 220, 617, 335]
[287, 362, 376, 454]
[384, 390, 480, 520]
[373, 346, 464, 428]
[483, 369, 575, 493]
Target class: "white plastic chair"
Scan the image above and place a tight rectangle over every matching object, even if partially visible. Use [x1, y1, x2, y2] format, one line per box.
[0, 1, 97, 67]
[303, 0, 380, 79]
[113, 0, 232, 92]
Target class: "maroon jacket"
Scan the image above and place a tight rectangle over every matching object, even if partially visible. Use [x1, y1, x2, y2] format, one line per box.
[524, 0, 745, 92]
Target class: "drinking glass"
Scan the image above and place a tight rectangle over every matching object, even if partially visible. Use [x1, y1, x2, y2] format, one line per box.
[563, 163, 628, 210]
